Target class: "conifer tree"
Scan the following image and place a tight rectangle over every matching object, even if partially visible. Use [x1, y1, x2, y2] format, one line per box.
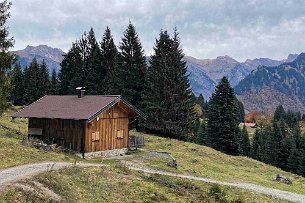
[101, 26, 117, 92]
[85, 46, 105, 94]
[23, 58, 39, 104]
[117, 22, 146, 108]
[143, 29, 196, 140]
[0, 1, 14, 114]
[49, 69, 58, 95]
[240, 125, 250, 156]
[37, 59, 50, 98]
[10, 62, 24, 105]
[274, 105, 286, 122]
[235, 98, 245, 122]
[58, 43, 83, 94]
[251, 129, 265, 161]
[205, 77, 240, 155]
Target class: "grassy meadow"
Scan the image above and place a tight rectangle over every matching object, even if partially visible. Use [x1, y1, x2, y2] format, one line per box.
[129, 131, 305, 196]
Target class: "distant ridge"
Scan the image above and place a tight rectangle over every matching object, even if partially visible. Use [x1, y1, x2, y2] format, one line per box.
[185, 53, 298, 99]
[13, 45, 65, 72]
[235, 53, 305, 114]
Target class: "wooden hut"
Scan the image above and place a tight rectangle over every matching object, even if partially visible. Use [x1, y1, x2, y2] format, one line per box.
[12, 88, 145, 158]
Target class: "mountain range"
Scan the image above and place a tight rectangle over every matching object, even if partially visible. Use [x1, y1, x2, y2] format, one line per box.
[13, 45, 304, 114]
[235, 53, 305, 114]
[186, 54, 298, 99]
[13, 45, 65, 72]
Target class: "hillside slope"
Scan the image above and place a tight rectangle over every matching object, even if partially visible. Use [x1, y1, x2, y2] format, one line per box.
[235, 53, 305, 113]
[0, 108, 303, 202]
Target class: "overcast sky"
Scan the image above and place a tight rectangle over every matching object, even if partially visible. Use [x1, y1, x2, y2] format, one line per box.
[8, 0, 305, 61]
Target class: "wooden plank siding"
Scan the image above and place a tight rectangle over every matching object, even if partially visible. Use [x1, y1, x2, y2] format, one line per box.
[28, 118, 86, 152]
[84, 103, 129, 152]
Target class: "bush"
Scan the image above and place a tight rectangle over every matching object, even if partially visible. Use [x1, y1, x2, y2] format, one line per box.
[208, 184, 228, 203]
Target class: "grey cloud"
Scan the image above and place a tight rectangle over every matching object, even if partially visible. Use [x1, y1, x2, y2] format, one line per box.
[8, 0, 305, 61]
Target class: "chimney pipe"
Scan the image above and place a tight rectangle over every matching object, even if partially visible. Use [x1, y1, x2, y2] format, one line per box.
[76, 87, 86, 98]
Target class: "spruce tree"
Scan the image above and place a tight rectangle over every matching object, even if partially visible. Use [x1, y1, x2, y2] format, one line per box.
[205, 77, 240, 155]
[240, 125, 250, 156]
[10, 62, 24, 105]
[49, 69, 58, 95]
[143, 29, 196, 140]
[100, 26, 117, 92]
[117, 22, 146, 108]
[274, 105, 286, 122]
[85, 45, 105, 94]
[37, 59, 50, 98]
[235, 98, 245, 122]
[58, 43, 83, 94]
[23, 58, 40, 104]
[0, 1, 14, 114]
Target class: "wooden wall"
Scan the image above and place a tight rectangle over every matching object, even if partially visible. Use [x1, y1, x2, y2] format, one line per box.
[29, 118, 86, 152]
[28, 102, 130, 153]
[85, 103, 129, 152]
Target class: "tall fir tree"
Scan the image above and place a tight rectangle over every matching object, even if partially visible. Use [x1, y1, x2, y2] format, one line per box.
[240, 125, 250, 156]
[23, 58, 39, 104]
[100, 26, 117, 92]
[85, 45, 105, 94]
[274, 105, 286, 122]
[116, 22, 146, 108]
[0, 1, 14, 114]
[10, 62, 24, 105]
[205, 77, 240, 155]
[49, 69, 58, 95]
[36, 59, 50, 98]
[143, 29, 196, 140]
[58, 43, 83, 94]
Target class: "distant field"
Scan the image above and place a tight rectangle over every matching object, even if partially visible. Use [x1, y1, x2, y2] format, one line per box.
[129, 131, 305, 196]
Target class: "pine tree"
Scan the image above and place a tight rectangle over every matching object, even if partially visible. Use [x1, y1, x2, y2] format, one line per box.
[143, 29, 196, 140]
[100, 26, 117, 92]
[235, 98, 245, 122]
[117, 22, 146, 108]
[274, 105, 286, 122]
[240, 125, 250, 156]
[251, 129, 266, 161]
[277, 137, 293, 171]
[0, 1, 14, 114]
[10, 63, 24, 105]
[196, 94, 205, 109]
[85, 45, 105, 95]
[23, 58, 40, 104]
[37, 59, 50, 98]
[49, 69, 58, 95]
[58, 43, 83, 94]
[205, 77, 240, 155]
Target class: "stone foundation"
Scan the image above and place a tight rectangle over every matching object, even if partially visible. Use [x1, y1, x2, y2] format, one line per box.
[77, 148, 129, 159]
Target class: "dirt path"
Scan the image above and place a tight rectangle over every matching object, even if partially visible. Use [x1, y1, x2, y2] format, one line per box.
[0, 162, 103, 191]
[1, 161, 305, 202]
[126, 163, 305, 203]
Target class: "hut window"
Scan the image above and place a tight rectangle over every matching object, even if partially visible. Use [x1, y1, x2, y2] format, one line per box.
[92, 131, 100, 141]
[117, 130, 124, 139]
[114, 108, 119, 117]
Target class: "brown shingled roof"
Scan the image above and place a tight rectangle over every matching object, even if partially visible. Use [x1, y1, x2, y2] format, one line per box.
[12, 95, 144, 120]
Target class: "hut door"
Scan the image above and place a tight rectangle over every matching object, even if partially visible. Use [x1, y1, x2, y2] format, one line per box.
[91, 118, 100, 152]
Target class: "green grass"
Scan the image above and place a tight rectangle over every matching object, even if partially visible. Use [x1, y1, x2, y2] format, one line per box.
[0, 107, 83, 170]
[0, 166, 290, 203]
[130, 131, 305, 196]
